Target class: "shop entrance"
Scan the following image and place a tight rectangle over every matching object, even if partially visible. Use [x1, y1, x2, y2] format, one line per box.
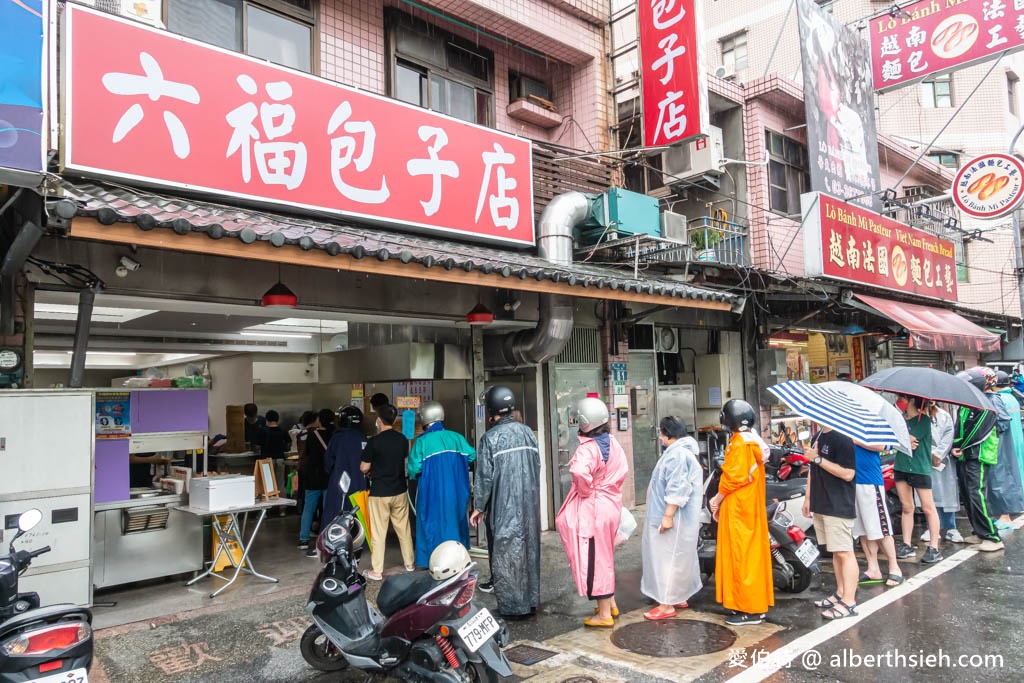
[628, 352, 657, 505]
[550, 363, 602, 512]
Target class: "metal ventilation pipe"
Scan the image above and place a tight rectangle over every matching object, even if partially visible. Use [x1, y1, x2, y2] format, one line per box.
[485, 191, 590, 370]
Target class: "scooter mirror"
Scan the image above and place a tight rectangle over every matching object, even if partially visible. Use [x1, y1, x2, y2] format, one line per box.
[339, 472, 351, 494]
[17, 509, 42, 533]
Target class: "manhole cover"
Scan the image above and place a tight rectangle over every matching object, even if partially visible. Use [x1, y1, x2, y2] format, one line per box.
[610, 619, 737, 657]
[560, 678, 598, 683]
[504, 644, 558, 665]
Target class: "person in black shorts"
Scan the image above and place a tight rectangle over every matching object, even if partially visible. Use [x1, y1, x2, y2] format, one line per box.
[893, 395, 942, 564]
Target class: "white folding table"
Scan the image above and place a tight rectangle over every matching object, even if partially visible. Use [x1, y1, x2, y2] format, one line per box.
[176, 499, 295, 598]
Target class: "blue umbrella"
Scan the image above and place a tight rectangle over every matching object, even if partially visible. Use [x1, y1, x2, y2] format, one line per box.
[768, 380, 908, 451]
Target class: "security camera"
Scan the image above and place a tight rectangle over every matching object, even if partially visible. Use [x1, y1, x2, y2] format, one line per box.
[119, 256, 142, 272]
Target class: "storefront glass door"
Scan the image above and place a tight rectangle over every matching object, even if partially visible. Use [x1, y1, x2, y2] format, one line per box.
[629, 352, 657, 505]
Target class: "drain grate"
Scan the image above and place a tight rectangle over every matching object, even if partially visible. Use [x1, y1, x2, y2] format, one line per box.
[611, 619, 737, 658]
[504, 644, 559, 665]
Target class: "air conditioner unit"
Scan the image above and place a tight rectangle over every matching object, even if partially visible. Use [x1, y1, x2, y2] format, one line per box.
[715, 63, 736, 80]
[661, 211, 687, 241]
[655, 327, 679, 354]
[662, 125, 724, 185]
[511, 74, 552, 106]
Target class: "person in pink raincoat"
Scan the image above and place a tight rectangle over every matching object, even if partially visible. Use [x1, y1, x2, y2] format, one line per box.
[556, 397, 629, 628]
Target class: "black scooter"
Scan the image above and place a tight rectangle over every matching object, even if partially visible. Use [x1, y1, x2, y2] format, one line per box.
[0, 509, 93, 683]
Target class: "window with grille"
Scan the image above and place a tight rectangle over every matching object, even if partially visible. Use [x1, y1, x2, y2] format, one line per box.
[927, 152, 959, 168]
[922, 74, 952, 108]
[1009, 74, 1019, 116]
[766, 131, 810, 215]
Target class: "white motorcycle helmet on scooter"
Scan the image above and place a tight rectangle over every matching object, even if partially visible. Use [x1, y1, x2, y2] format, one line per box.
[429, 541, 471, 581]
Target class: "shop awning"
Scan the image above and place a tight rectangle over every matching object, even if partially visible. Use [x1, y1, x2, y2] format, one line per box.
[61, 181, 734, 310]
[853, 293, 1001, 353]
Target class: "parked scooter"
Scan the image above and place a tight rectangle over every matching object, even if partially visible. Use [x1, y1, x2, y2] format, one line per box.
[766, 444, 810, 481]
[0, 509, 93, 683]
[300, 476, 512, 682]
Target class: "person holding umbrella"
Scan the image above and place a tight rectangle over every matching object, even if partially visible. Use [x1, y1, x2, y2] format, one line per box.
[893, 395, 942, 564]
[952, 369, 1003, 552]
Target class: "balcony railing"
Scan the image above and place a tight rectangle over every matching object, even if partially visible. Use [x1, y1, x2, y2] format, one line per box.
[687, 216, 749, 267]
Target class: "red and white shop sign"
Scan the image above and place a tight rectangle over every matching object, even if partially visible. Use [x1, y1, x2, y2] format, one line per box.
[952, 153, 1024, 218]
[803, 193, 959, 302]
[62, 5, 535, 247]
[637, 0, 708, 147]
[870, 0, 1024, 93]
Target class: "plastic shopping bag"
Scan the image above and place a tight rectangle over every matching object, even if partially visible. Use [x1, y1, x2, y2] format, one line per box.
[615, 506, 637, 547]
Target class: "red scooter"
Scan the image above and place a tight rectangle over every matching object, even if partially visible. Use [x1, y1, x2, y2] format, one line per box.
[300, 480, 512, 682]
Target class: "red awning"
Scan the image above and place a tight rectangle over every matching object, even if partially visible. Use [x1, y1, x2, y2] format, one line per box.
[854, 294, 1002, 353]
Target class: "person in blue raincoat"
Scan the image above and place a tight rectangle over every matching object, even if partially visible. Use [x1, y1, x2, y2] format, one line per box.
[641, 417, 703, 621]
[989, 371, 1024, 530]
[407, 401, 476, 568]
[323, 406, 368, 524]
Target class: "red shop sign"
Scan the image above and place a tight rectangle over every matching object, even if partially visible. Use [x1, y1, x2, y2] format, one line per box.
[870, 0, 1024, 92]
[802, 193, 959, 302]
[637, 0, 708, 147]
[62, 5, 535, 247]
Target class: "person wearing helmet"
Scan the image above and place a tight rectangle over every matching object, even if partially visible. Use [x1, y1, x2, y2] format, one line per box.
[980, 369, 1024, 534]
[555, 397, 629, 628]
[952, 369, 1003, 551]
[708, 399, 773, 626]
[995, 370, 1024, 499]
[407, 401, 477, 568]
[470, 386, 541, 618]
[322, 406, 368, 529]
[428, 540, 471, 581]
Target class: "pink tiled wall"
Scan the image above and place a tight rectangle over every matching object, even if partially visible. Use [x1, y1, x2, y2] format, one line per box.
[318, 0, 609, 151]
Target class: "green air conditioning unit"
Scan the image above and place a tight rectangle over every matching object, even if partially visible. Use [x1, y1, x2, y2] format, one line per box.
[576, 188, 661, 246]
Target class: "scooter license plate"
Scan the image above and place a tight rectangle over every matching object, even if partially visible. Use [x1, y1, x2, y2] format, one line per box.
[795, 538, 819, 567]
[28, 668, 88, 683]
[457, 608, 500, 653]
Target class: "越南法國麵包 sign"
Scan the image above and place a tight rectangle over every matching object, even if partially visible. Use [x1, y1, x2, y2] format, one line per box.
[870, 0, 1024, 92]
[952, 153, 1024, 219]
[637, 0, 708, 148]
[62, 5, 534, 247]
[802, 192, 959, 302]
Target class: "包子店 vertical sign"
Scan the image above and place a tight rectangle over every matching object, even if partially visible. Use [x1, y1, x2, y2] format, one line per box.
[638, 0, 709, 147]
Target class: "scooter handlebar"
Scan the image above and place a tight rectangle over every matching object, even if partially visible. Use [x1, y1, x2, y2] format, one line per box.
[29, 546, 51, 558]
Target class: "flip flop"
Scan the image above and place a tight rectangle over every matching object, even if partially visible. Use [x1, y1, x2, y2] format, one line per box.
[858, 572, 885, 585]
[885, 574, 905, 587]
[643, 607, 677, 621]
[675, 602, 689, 610]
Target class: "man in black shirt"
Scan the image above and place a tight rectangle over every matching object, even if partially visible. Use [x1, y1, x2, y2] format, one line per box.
[802, 427, 858, 620]
[263, 410, 293, 517]
[360, 405, 414, 579]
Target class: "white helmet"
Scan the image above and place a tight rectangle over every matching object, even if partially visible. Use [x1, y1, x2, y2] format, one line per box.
[428, 540, 471, 581]
[574, 397, 609, 435]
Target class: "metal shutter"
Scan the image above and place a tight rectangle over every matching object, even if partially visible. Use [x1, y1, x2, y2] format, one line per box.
[891, 339, 943, 368]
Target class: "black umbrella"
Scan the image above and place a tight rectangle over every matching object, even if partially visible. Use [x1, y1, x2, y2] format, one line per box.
[860, 367, 991, 410]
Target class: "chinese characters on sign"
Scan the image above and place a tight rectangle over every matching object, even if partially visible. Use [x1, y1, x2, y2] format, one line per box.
[803, 192, 959, 302]
[796, 0, 882, 212]
[871, 0, 1024, 92]
[637, 0, 708, 147]
[63, 5, 534, 247]
[952, 153, 1024, 219]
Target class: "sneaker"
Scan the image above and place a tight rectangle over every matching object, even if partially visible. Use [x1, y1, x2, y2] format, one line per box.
[298, 540, 309, 550]
[304, 548, 318, 558]
[478, 581, 494, 593]
[945, 529, 965, 543]
[921, 547, 943, 564]
[963, 535, 983, 545]
[978, 540, 1005, 552]
[725, 612, 765, 626]
[920, 530, 931, 542]
[895, 542, 917, 559]
[363, 570, 383, 581]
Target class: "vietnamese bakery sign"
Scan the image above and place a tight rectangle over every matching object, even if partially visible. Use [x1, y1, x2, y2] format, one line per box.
[803, 192, 958, 302]
[951, 153, 1024, 219]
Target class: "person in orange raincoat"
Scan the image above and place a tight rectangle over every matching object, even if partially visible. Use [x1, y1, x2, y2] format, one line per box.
[709, 399, 774, 626]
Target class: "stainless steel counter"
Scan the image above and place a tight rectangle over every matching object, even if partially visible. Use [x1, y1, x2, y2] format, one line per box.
[92, 492, 204, 589]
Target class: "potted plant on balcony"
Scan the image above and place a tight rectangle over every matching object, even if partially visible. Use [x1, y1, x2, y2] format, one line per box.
[689, 227, 722, 262]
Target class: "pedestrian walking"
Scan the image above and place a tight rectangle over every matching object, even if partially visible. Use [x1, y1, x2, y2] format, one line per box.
[953, 368, 1003, 552]
[987, 371, 1024, 531]
[921, 402, 962, 544]
[360, 405, 415, 580]
[298, 412, 328, 557]
[323, 406, 367, 524]
[556, 398, 628, 628]
[893, 395, 942, 563]
[407, 401, 476, 568]
[804, 425, 859, 619]
[470, 386, 541, 619]
[709, 399, 773, 626]
[852, 442, 903, 587]
[641, 417, 702, 621]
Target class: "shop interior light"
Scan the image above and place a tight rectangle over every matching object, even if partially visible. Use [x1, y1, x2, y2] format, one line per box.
[64, 351, 138, 356]
[466, 303, 494, 326]
[261, 281, 298, 308]
[239, 331, 312, 340]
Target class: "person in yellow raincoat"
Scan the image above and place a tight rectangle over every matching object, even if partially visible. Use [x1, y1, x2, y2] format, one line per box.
[709, 399, 774, 626]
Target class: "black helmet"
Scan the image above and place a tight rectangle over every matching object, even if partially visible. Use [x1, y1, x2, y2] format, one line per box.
[483, 386, 516, 418]
[338, 406, 363, 430]
[720, 399, 756, 432]
[957, 368, 988, 391]
[996, 370, 1012, 387]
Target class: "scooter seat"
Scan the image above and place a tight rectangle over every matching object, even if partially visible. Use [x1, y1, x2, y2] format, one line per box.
[766, 479, 805, 501]
[377, 570, 440, 617]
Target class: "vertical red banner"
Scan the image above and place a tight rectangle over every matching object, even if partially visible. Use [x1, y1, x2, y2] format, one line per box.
[637, 0, 708, 147]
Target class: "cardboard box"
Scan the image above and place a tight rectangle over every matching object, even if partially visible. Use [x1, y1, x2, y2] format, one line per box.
[168, 465, 193, 493]
[160, 478, 185, 494]
[190, 475, 255, 511]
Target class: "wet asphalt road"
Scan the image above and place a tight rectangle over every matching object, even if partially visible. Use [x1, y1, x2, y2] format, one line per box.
[90, 521, 1024, 682]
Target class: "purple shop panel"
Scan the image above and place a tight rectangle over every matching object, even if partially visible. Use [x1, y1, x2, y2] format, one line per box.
[95, 439, 129, 503]
[131, 390, 208, 433]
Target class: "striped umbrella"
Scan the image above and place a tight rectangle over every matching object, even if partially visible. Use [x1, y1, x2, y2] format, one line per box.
[768, 380, 910, 452]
